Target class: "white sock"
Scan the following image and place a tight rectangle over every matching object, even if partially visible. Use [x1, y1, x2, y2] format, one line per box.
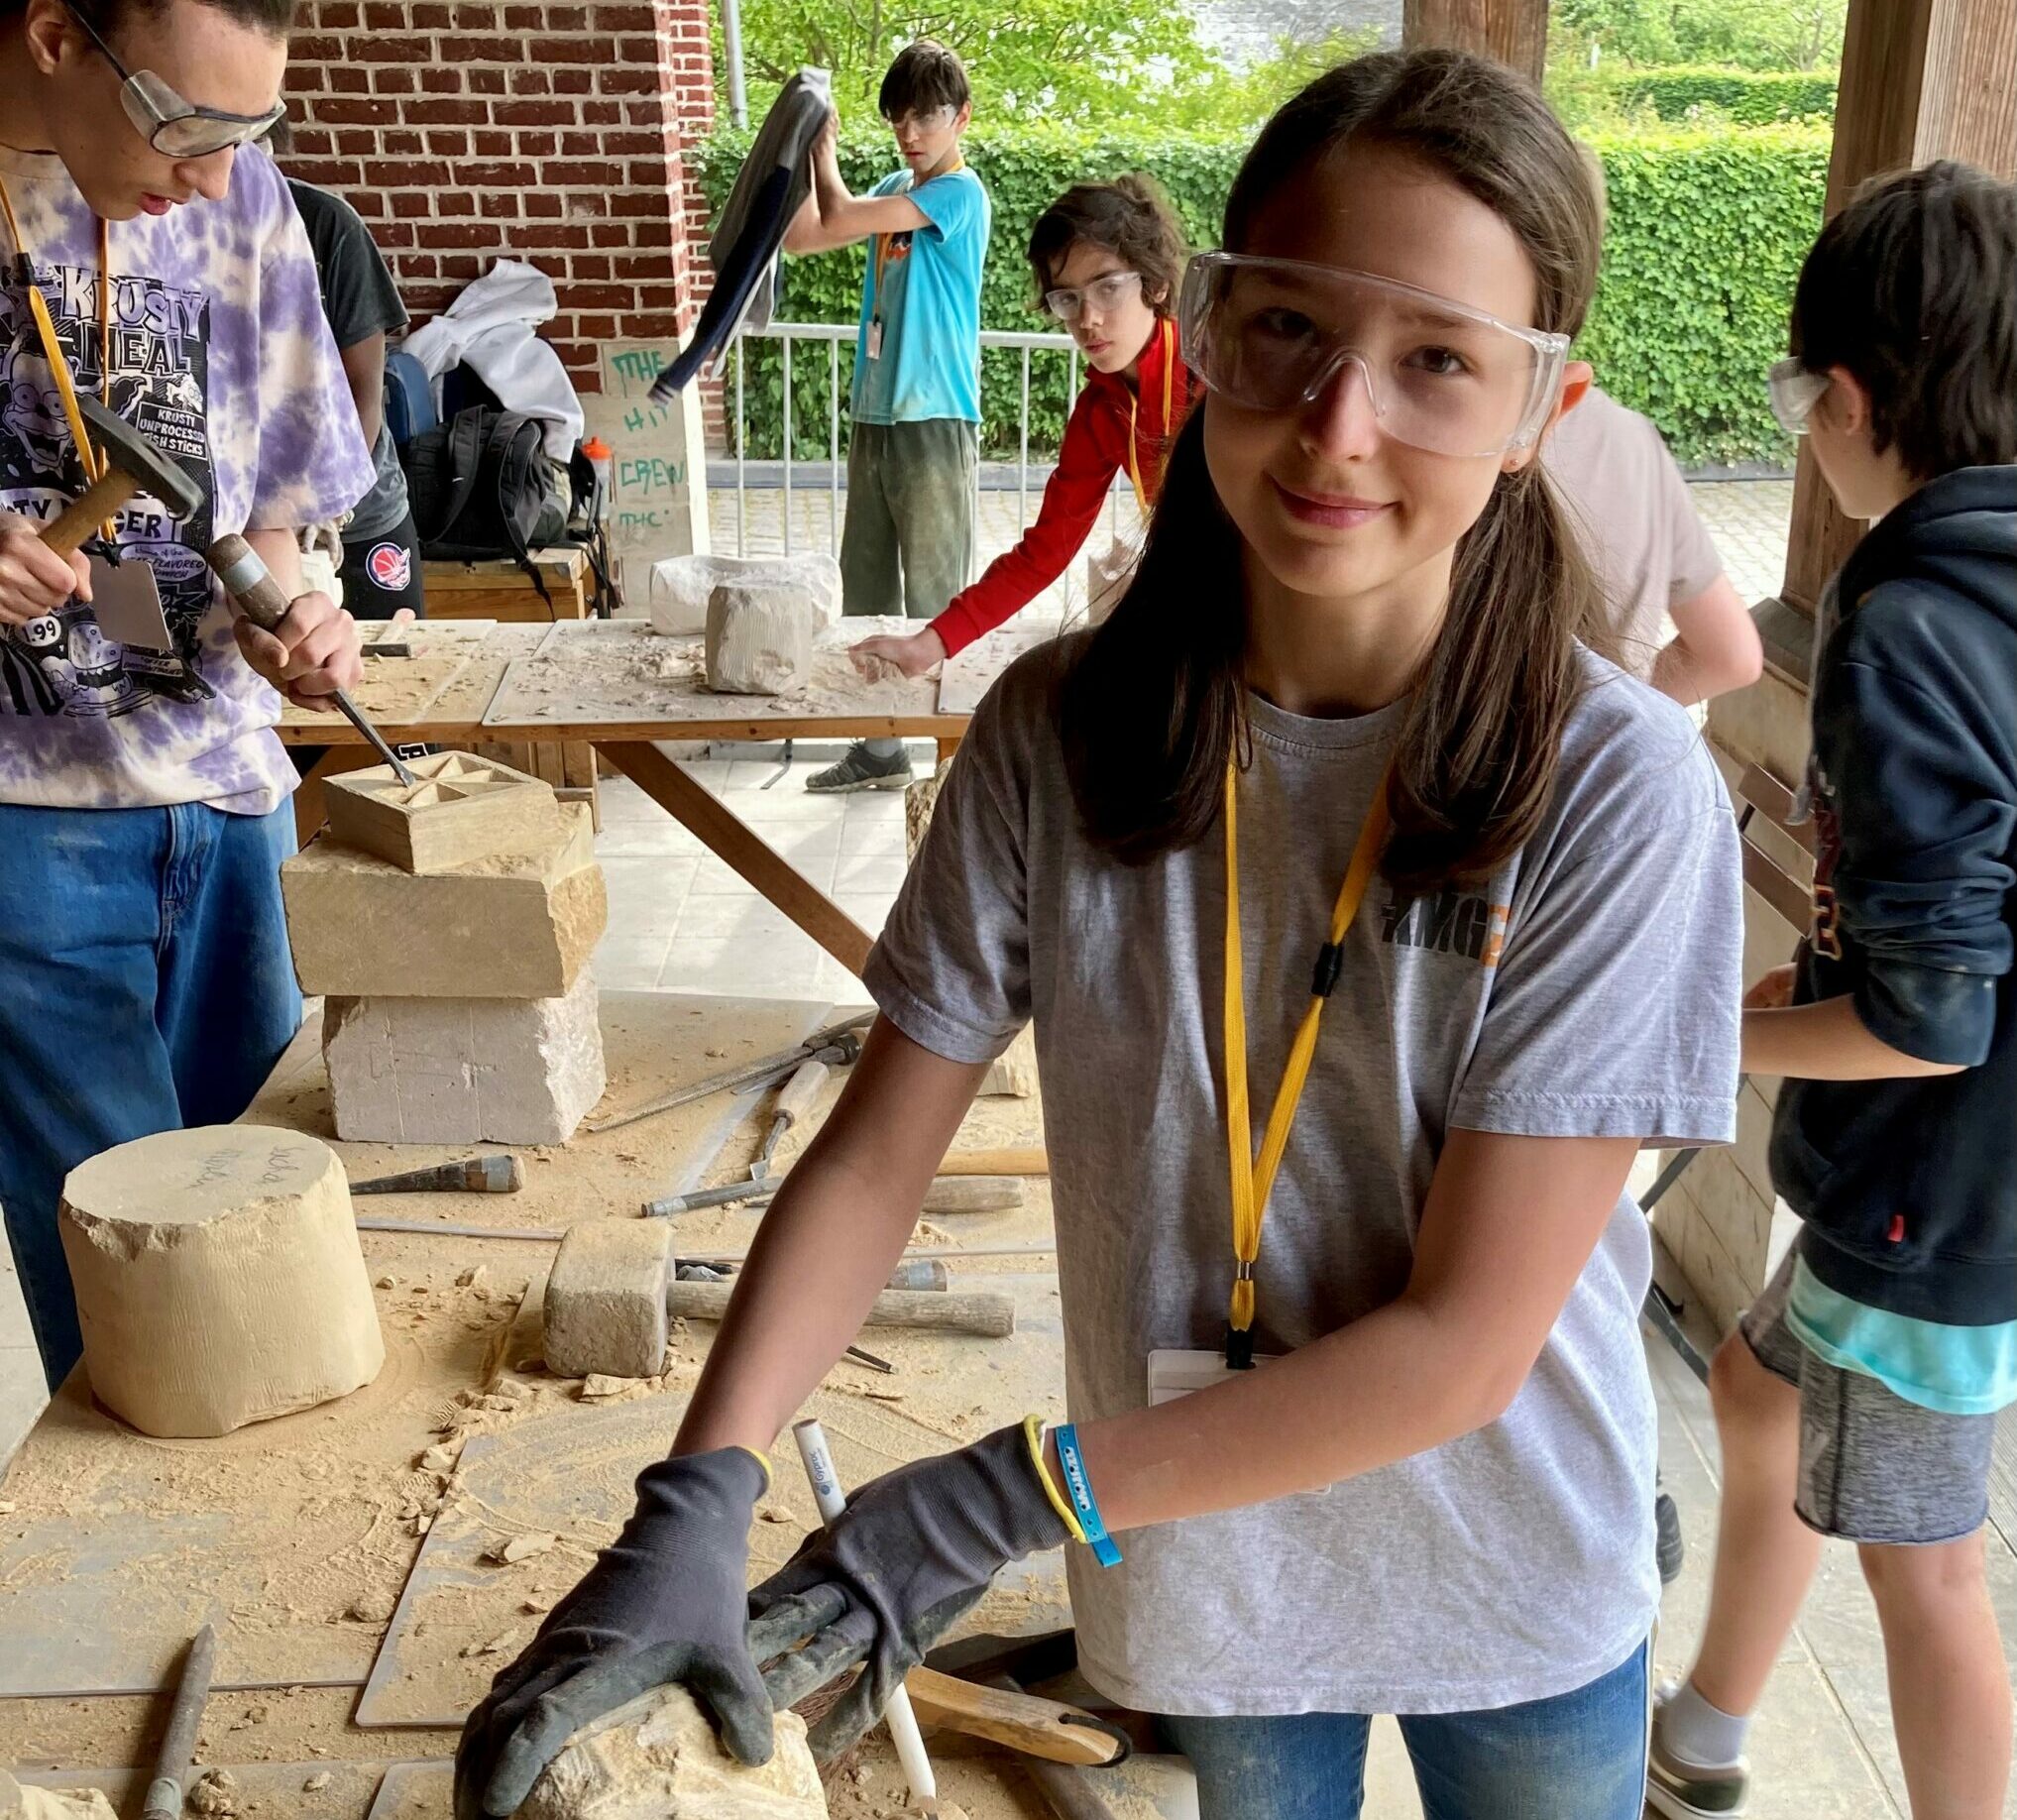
[1660, 1679, 1750, 1768]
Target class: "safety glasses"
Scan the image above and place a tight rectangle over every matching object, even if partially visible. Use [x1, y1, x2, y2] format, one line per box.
[1179, 252, 1572, 458]
[884, 105, 958, 137]
[1768, 356, 1831, 436]
[1043, 270, 1143, 323]
[63, 0, 284, 158]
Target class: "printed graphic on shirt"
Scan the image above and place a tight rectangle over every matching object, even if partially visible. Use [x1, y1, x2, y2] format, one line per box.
[1805, 757, 1845, 960]
[1381, 889, 1511, 967]
[0, 256, 214, 721]
[366, 538, 410, 592]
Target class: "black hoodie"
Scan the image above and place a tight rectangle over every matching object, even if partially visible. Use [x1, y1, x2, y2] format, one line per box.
[1771, 464, 2017, 1327]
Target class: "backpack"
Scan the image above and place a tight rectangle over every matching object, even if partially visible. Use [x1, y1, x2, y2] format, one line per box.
[404, 406, 565, 609]
[382, 348, 436, 447]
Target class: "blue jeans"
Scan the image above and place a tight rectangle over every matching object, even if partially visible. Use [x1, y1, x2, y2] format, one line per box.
[1162, 1643, 1649, 1820]
[0, 800, 301, 1388]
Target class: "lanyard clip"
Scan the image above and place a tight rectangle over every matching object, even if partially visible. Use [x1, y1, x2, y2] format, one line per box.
[1223, 1325, 1256, 1371]
[1310, 940, 1345, 999]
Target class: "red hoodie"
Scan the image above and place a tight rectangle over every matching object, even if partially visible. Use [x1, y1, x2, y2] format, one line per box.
[931, 317, 1196, 658]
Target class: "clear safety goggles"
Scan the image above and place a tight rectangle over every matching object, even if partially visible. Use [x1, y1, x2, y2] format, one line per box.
[884, 104, 958, 137]
[1043, 270, 1142, 323]
[65, 0, 284, 158]
[1179, 252, 1572, 458]
[1767, 356, 1831, 436]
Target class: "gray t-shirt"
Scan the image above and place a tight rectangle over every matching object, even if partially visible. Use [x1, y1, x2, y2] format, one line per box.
[864, 639, 1741, 1717]
[1544, 386, 1728, 678]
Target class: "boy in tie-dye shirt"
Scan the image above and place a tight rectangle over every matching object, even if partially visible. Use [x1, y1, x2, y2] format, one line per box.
[0, 0, 374, 1385]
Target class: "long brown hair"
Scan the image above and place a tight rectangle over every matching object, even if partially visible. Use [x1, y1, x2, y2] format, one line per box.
[1058, 50, 1612, 892]
[1027, 176, 1188, 314]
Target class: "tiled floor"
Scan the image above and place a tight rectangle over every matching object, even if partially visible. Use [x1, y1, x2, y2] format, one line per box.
[593, 750, 915, 1002]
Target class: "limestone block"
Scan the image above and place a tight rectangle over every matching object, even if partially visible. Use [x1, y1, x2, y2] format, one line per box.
[647, 553, 840, 636]
[0, 1773, 118, 1820]
[326, 751, 565, 874]
[705, 582, 817, 695]
[324, 969, 607, 1145]
[542, 1217, 673, 1380]
[57, 1126, 384, 1438]
[980, 1024, 1037, 1098]
[515, 1684, 826, 1820]
[283, 802, 606, 998]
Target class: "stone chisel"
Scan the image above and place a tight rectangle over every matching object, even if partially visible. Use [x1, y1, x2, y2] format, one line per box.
[206, 533, 416, 785]
[351, 1155, 524, 1195]
[141, 1624, 215, 1820]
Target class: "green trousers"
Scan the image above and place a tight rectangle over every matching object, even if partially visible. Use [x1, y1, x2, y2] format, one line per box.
[840, 419, 977, 621]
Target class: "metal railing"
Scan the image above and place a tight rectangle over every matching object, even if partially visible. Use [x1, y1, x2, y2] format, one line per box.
[714, 320, 1135, 565]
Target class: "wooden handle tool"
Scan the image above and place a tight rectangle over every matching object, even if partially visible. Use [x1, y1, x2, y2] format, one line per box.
[207, 533, 416, 786]
[667, 1281, 1013, 1337]
[903, 1667, 1127, 1768]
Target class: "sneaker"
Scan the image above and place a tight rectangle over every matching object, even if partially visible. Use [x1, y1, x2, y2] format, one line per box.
[806, 743, 914, 794]
[1646, 1683, 1749, 1818]
[1655, 1487, 1686, 1585]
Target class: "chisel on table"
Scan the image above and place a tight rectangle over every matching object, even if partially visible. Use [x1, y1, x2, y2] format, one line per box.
[141, 1624, 215, 1820]
[795, 1420, 940, 1815]
[206, 533, 416, 785]
[351, 1156, 524, 1195]
[751, 1058, 828, 1180]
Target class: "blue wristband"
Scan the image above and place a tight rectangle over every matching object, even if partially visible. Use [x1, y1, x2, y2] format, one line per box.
[1052, 1422, 1121, 1568]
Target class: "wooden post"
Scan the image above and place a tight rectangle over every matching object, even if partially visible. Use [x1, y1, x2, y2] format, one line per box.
[1401, 0, 1549, 81]
[1778, 0, 2017, 618]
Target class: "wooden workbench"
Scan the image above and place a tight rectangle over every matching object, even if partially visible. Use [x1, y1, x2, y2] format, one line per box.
[0, 992, 1079, 1820]
[280, 618, 1001, 979]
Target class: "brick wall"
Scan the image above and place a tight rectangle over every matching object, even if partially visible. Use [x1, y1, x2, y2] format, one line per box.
[281, 0, 717, 398]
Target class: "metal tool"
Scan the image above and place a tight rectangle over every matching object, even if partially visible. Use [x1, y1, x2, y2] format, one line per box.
[588, 1013, 872, 1135]
[40, 395, 203, 556]
[643, 1171, 1024, 1221]
[795, 1420, 939, 1816]
[752, 1058, 827, 1180]
[206, 532, 416, 786]
[140, 1624, 216, 1820]
[350, 1155, 523, 1195]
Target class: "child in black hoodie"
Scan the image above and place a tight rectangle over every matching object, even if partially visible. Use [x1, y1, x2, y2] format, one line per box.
[1651, 162, 2017, 1820]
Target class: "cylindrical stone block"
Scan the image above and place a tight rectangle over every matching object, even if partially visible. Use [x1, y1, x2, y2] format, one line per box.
[58, 1126, 385, 1438]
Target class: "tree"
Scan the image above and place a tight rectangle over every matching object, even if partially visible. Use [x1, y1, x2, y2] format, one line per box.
[1550, 0, 1846, 71]
[726, 0, 1224, 126]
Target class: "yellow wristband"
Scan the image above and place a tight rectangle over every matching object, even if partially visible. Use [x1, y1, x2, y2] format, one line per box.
[735, 1445, 775, 1494]
[1024, 1414, 1087, 1546]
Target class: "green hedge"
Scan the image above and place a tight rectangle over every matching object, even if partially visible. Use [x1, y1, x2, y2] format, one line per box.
[1580, 125, 1829, 465]
[1605, 66, 1838, 125]
[698, 120, 1828, 469]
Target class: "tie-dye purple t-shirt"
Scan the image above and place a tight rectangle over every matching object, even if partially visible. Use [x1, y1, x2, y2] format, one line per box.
[0, 140, 373, 815]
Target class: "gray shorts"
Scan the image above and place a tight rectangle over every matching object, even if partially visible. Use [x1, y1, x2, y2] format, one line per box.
[1741, 1251, 1994, 1545]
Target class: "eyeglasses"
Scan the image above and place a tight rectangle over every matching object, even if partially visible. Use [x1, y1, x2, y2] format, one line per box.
[1178, 252, 1571, 459]
[884, 105, 957, 136]
[62, 0, 285, 158]
[1043, 271, 1143, 323]
[1768, 357, 1830, 436]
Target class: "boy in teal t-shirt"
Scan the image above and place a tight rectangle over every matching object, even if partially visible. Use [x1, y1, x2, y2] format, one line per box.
[784, 40, 989, 791]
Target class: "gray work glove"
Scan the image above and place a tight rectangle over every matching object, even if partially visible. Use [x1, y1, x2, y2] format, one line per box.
[454, 1446, 773, 1817]
[747, 1423, 1073, 1759]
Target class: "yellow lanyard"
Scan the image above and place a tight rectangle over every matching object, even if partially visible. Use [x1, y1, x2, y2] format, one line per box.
[874, 154, 963, 294]
[1124, 317, 1177, 514]
[1221, 753, 1392, 1366]
[0, 171, 116, 542]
